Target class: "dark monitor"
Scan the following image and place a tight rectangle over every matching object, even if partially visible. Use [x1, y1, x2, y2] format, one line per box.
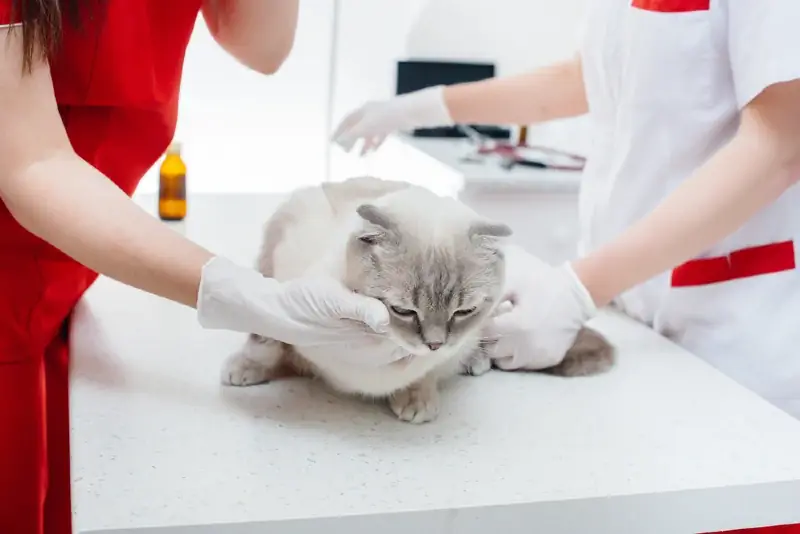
[396, 60, 495, 96]
[395, 60, 509, 139]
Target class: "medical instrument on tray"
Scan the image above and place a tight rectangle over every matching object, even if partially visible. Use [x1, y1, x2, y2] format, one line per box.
[457, 124, 586, 172]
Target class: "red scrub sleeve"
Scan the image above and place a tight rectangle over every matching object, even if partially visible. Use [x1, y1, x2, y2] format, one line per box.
[0, 0, 20, 27]
[727, 1, 800, 109]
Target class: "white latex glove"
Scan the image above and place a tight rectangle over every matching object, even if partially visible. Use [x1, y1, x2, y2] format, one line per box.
[196, 257, 390, 347]
[332, 85, 453, 155]
[489, 245, 598, 371]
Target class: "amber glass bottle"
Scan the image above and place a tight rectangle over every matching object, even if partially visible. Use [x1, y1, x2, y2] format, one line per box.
[516, 125, 529, 146]
[158, 142, 187, 221]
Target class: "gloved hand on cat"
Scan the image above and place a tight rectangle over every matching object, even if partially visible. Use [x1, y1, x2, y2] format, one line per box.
[489, 245, 598, 370]
[332, 85, 453, 155]
[196, 257, 391, 348]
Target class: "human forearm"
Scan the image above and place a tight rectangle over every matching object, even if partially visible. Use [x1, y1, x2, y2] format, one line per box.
[574, 116, 799, 307]
[333, 55, 588, 154]
[443, 55, 588, 125]
[2, 151, 213, 307]
[202, 0, 299, 74]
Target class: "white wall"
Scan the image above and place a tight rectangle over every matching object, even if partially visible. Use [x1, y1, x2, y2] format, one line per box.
[406, 0, 588, 76]
[137, 3, 335, 195]
[329, 0, 590, 181]
[135, 2, 592, 193]
[328, 0, 428, 182]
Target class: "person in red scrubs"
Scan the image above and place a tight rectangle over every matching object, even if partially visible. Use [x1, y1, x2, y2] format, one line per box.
[0, 2, 392, 533]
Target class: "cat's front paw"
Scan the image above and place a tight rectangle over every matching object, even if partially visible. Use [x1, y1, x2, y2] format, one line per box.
[221, 350, 275, 387]
[389, 384, 440, 424]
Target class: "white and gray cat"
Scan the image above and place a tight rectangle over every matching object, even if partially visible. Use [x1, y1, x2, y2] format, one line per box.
[221, 176, 614, 423]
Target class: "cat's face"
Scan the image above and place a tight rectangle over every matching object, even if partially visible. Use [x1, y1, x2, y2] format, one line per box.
[345, 202, 511, 357]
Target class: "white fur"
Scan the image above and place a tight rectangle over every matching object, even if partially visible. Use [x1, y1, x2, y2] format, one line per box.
[223, 178, 500, 423]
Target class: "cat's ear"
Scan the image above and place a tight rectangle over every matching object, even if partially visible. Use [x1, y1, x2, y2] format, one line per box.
[357, 230, 385, 245]
[356, 204, 395, 230]
[469, 221, 513, 240]
[355, 204, 396, 245]
[469, 221, 512, 255]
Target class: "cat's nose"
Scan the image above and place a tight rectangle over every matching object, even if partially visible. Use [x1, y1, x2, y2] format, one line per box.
[426, 342, 443, 351]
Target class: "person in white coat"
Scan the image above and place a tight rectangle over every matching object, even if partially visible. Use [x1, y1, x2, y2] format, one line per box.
[333, 1, 800, 419]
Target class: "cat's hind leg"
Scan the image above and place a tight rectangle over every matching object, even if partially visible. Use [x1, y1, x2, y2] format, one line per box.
[389, 375, 440, 424]
[222, 334, 287, 387]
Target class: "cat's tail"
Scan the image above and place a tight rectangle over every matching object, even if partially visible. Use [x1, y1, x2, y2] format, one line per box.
[540, 327, 616, 377]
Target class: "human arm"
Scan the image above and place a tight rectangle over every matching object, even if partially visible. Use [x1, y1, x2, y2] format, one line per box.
[490, 2, 800, 370]
[202, 0, 299, 75]
[332, 55, 587, 154]
[573, 80, 800, 306]
[0, 26, 212, 307]
[491, 83, 800, 370]
[0, 25, 390, 348]
[444, 54, 587, 125]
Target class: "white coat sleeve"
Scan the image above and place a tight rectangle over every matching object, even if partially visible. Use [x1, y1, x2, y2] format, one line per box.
[727, 1, 800, 109]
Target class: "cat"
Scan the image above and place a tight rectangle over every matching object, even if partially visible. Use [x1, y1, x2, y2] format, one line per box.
[221, 176, 615, 423]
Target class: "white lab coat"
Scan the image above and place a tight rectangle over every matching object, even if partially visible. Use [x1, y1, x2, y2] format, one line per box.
[579, 0, 800, 418]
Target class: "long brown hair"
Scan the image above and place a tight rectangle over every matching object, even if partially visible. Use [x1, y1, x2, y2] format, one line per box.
[10, 0, 83, 72]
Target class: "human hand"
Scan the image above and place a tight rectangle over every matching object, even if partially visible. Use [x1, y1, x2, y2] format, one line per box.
[332, 85, 453, 155]
[196, 257, 390, 346]
[488, 245, 598, 370]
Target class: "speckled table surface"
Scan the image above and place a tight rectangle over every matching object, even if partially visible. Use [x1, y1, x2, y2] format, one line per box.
[70, 196, 800, 534]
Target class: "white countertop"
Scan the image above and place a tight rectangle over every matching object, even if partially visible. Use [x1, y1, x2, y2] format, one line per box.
[331, 135, 583, 197]
[70, 195, 800, 534]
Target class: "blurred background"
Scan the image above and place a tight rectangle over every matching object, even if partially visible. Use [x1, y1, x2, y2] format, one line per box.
[135, 0, 589, 195]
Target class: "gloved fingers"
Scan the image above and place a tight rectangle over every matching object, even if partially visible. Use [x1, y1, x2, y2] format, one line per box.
[490, 339, 557, 372]
[493, 352, 558, 372]
[489, 331, 514, 359]
[492, 354, 522, 371]
[333, 126, 370, 153]
[334, 130, 360, 152]
[486, 306, 527, 339]
[486, 311, 566, 371]
[331, 109, 365, 148]
[359, 137, 375, 157]
[360, 135, 387, 156]
[336, 126, 378, 155]
[333, 292, 391, 334]
[488, 331, 526, 370]
[492, 300, 514, 318]
[333, 106, 388, 154]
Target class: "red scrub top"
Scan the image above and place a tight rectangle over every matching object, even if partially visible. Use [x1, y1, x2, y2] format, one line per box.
[0, 2, 202, 533]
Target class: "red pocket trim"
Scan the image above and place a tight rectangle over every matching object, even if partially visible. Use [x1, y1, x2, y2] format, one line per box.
[671, 241, 796, 288]
[632, 0, 710, 13]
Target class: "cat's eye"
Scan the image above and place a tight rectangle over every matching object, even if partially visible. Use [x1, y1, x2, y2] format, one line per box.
[390, 305, 416, 317]
[453, 307, 477, 318]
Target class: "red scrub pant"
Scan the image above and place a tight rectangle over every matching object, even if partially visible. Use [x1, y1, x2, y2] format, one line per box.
[1, 250, 92, 534]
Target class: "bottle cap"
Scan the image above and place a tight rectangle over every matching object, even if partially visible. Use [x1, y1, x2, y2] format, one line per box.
[167, 141, 182, 155]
